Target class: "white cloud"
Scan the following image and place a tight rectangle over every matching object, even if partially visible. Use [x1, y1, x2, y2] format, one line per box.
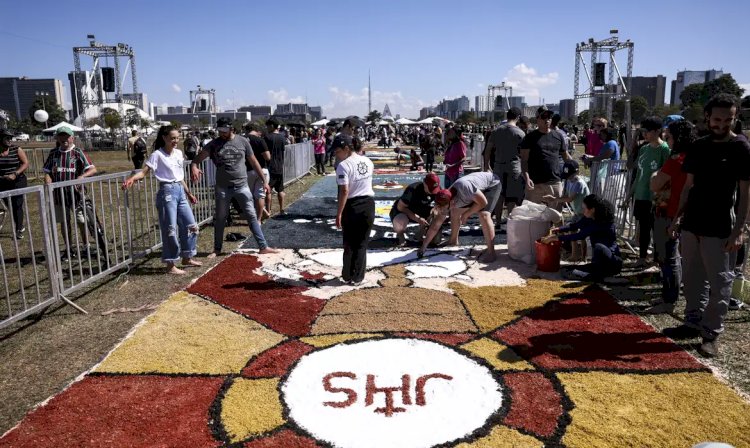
[739, 83, 750, 95]
[477, 83, 484, 88]
[171, 83, 182, 93]
[267, 88, 304, 104]
[502, 63, 559, 102]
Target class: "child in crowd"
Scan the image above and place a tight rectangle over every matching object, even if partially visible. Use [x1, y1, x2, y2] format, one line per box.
[543, 194, 622, 281]
[544, 160, 590, 262]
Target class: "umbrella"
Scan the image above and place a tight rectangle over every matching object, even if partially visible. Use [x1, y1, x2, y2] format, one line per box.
[311, 118, 330, 126]
[43, 121, 84, 133]
[345, 116, 366, 128]
[396, 118, 417, 125]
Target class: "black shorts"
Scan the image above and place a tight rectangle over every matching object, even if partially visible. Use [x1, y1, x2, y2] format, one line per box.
[269, 172, 284, 193]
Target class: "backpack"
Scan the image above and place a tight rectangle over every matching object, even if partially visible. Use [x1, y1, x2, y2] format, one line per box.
[133, 137, 147, 156]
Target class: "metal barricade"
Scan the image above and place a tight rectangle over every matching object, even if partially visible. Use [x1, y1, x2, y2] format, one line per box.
[589, 159, 636, 244]
[0, 186, 59, 330]
[283, 142, 314, 185]
[22, 148, 49, 181]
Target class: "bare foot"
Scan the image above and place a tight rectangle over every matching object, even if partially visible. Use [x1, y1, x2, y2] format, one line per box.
[260, 208, 271, 222]
[477, 251, 497, 263]
[167, 265, 186, 275]
[259, 247, 279, 254]
[206, 252, 219, 259]
[182, 258, 203, 267]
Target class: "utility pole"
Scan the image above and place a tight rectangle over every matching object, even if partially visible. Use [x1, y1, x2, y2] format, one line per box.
[368, 70, 372, 115]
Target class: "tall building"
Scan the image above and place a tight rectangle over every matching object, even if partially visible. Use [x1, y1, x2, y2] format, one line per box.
[239, 105, 272, 120]
[623, 75, 666, 107]
[275, 103, 309, 115]
[559, 99, 575, 120]
[436, 96, 470, 121]
[474, 95, 492, 118]
[122, 93, 149, 114]
[419, 106, 436, 120]
[167, 106, 190, 114]
[0, 77, 65, 121]
[670, 69, 724, 106]
[309, 106, 323, 121]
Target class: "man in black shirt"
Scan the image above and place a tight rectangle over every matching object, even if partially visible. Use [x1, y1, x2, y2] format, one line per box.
[390, 173, 441, 246]
[264, 118, 287, 214]
[520, 106, 571, 208]
[666, 94, 750, 357]
[245, 123, 271, 221]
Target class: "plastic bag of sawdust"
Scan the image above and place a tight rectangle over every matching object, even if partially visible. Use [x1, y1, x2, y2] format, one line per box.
[507, 201, 561, 264]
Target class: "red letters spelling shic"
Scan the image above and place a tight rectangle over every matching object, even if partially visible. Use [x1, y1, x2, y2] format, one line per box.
[321, 372, 453, 417]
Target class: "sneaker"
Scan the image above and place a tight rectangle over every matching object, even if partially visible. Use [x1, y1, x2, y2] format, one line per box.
[663, 324, 701, 340]
[643, 302, 675, 315]
[729, 297, 745, 311]
[698, 338, 719, 358]
[633, 258, 648, 268]
[349, 280, 364, 287]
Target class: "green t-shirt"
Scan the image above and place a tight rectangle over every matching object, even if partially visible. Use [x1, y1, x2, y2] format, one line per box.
[634, 141, 670, 201]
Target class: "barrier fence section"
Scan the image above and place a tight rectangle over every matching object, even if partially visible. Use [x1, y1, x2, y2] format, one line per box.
[283, 141, 315, 185]
[0, 186, 59, 328]
[588, 159, 636, 244]
[0, 158, 217, 330]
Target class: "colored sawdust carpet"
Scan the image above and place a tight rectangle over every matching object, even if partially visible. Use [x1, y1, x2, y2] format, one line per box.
[3, 250, 750, 448]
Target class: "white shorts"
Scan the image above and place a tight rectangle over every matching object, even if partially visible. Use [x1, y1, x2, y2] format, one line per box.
[247, 168, 270, 200]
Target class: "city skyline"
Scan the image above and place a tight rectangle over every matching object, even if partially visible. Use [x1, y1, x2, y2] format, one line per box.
[2, 0, 748, 119]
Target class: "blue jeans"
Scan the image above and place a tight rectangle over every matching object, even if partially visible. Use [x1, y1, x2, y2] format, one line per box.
[214, 184, 267, 252]
[654, 216, 681, 304]
[155, 183, 198, 263]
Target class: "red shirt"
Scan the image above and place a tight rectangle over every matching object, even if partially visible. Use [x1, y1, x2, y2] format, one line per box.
[659, 153, 687, 218]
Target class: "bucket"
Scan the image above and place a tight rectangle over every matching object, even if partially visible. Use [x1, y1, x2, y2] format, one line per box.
[535, 239, 561, 272]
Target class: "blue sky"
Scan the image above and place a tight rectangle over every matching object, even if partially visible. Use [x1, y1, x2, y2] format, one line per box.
[2, 0, 748, 118]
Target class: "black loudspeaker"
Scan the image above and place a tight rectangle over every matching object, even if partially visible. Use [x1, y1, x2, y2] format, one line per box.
[594, 63, 606, 87]
[200, 99, 207, 111]
[495, 96, 504, 108]
[102, 67, 115, 92]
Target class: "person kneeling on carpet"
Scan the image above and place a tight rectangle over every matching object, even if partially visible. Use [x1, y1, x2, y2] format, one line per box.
[542, 194, 622, 280]
[390, 173, 450, 246]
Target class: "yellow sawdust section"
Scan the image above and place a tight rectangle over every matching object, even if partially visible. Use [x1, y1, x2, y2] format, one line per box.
[380, 264, 412, 287]
[454, 424, 543, 447]
[311, 286, 477, 334]
[300, 333, 384, 347]
[460, 337, 535, 371]
[221, 378, 284, 443]
[452, 279, 586, 332]
[558, 371, 750, 448]
[95, 292, 285, 375]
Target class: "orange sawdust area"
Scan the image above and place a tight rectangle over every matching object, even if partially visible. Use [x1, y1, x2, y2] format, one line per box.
[2, 253, 750, 447]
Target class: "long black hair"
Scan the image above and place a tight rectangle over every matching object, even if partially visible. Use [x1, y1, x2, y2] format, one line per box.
[582, 194, 615, 225]
[667, 120, 697, 154]
[154, 125, 177, 151]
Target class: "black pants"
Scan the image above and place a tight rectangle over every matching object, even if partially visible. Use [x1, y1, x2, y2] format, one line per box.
[315, 153, 326, 174]
[342, 196, 375, 282]
[633, 199, 654, 259]
[133, 155, 145, 170]
[0, 175, 27, 231]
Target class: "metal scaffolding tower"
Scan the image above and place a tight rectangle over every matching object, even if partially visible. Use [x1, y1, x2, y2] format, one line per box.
[574, 30, 634, 134]
[487, 82, 513, 127]
[190, 85, 217, 128]
[72, 35, 139, 122]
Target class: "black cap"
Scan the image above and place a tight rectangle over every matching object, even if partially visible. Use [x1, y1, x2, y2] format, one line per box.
[536, 106, 553, 119]
[561, 160, 579, 179]
[216, 117, 232, 129]
[331, 134, 353, 151]
[0, 128, 13, 138]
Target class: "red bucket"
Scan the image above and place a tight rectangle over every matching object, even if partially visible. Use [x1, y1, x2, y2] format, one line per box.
[535, 239, 561, 272]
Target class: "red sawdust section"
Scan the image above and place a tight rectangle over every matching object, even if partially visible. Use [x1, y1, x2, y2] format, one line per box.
[244, 429, 322, 447]
[503, 372, 563, 438]
[188, 255, 325, 337]
[392, 332, 476, 346]
[242, 340, 315, 378]
[492, 289, 707, 371]
[1, 375, 223, 448]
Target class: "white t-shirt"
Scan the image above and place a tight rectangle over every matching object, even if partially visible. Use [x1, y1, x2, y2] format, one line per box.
[336, 153, 374, 199]
[146, 148, 185, 183]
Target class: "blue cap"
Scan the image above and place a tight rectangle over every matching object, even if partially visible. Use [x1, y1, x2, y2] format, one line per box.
[663, 115, 684, 129]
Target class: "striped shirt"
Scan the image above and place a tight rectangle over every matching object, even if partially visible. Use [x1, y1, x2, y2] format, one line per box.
[43, 145, 94, 183]
[0, 145, 21, 177]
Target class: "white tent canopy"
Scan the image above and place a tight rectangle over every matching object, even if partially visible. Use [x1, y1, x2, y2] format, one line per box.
[417, 117, 451, 125]
[43, 121, 84, 133]
[311, 118, 330, 126]
[395, 118, 417, 125]
[377, 120, 393, 126]
[86, 124, 103, 131]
